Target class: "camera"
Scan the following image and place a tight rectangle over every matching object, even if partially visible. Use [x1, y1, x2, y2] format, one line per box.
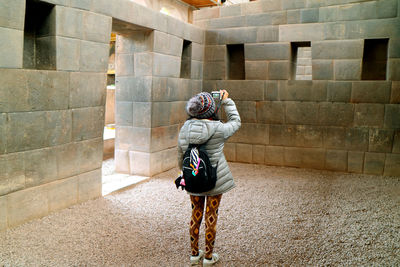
[211, 91, 221, 100]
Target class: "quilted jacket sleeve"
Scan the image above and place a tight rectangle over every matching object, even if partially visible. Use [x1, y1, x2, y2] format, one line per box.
[177, 129, 184, 170]
[221, 98, 241, 140]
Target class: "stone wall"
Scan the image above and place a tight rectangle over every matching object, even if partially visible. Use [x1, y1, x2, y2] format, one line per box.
[195, 0, 400, 176]
[0, 0, 204, 230]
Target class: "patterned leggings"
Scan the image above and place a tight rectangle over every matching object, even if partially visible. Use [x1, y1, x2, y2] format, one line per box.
[190, 194, 222, 259]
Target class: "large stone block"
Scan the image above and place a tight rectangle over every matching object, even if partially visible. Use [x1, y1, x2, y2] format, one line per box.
[252, 145, 265, 164]
[346, 127, 369, 151]
[279, 80, 327, 101]
[191, 60, 203, 80]
[300, 8, 319, 23]
[265, 81, 279, 101]
[150, 125, 179, 152]
[0, 114, 5, 154]
[69, 72, 107, 108]
[72, 107, 104, 141]
[70, 0, 91, 10]
[205, 30, 219, 45]
[7, 184, 49, 228]
[48, 176, 78, 212]
[220, 4, 241, 17]
[0, 0, 25, 30]
[189, 26, 205, 44]
[279, 23, 324, 42]
[82, 11, 111, 43]
[129, 151, 151, 176]
[354, 103, 384, 127]
[151, 102, 171, 127]
[325, 149, 347, 171]
[319, 6, 338, 22]
[78, 138, 103, 173]
[384, 153, 400, 176]
[312, 60, 334, 80]
[265, 145, 284, 165]
[0, 27, 23, 68]
[268, 61, 290, 80]
[245, 43, 290, 60]
[216, 80, 264, 101]
[285, 101, 319, 125]
[388, 59, 400, 81]
[56, 142, 80, 179]
[46, 110, 72, 147]
[376, 0, 398, 19]
[256, 101, 285, 124]
[224, 143, 236, 161]
[24, 148, 58, 187]
[294, 125, 324, 148]
[56, 6, 82, 39]
[323, 126, 346, 149]
[116, 76, 152, 102]
[287, 9, 301, 24]
[218, 27, 257, 44]
[284, 147, 325, 169]
[234, 101, 257, 123]
[269, 124, 296, 146]
[391, 82, 400, 104]
[351, 81, 391, 104]
[80, 40, 108, 72]
[236, 143, 252, 163]
[78, 169, 102, 203]
[242, 0, 282, 14]
[334, 60, 361, 80]
[245, 61, 268, 80]
[319, 102, 354, 127]
[327, 81, 351, 102]
[7, 111, 47, 153]
[384, 104, 400, 129]
[337, 3, 361, 21]
[0, 195, 6, 230]
[56, 36, 80, 71]
[348, 151, 364, 173]
[132, 102, 152, 128]
[193, 7, 220, 21]
[115, 149, 130, 173]
[133, 52, 153, 77]
[369, 129, 394, 153]
[229, 123, 269, 145]
[312, 40, 363, 59]
[116, 32, 152, 54]
[246, 11, 287, 26]
[25, 70, 70, 111]
[282, 0, 306, 9]
[364, 152, 385, 175]
[389, 38, 400, 58]
[204, 45, 226, 62]
[115, 101, 133, 126]
[116, 126, 151, 152]
[208, 16, 246, 29]
[191, 43, 204, 61]
[153, 53, 181, 78]
[0, 152, 25, 196]
[256, 26, 279, 42]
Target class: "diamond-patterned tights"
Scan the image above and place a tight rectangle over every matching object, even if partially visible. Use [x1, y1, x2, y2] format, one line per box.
[189, 194, 222, 259]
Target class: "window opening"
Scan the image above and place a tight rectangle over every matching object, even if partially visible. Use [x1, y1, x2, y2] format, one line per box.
[180, 40, 192, 78]
[291, 42, 312, 80]
[23, 0, 56, 69]
[227, 44, 245, 80]
[361, 38, 388, 80]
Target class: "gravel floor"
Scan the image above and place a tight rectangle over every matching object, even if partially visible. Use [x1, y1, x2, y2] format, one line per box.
[1, 163, 399, 266]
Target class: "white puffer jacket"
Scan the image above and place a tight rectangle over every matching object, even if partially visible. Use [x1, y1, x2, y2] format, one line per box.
[177, 98, 241, 196]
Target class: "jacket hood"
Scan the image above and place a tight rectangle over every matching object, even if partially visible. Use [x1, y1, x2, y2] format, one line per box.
[185, 119, 219, 145]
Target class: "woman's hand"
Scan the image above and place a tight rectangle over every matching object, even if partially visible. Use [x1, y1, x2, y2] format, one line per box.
[220, 90, 229, 100]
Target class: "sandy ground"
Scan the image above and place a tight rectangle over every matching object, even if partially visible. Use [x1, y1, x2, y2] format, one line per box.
[1, 163, 399, 266]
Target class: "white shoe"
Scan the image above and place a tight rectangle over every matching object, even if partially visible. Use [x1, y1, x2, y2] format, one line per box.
[190, 250, 204, 265]
[203, 253, 219, 266]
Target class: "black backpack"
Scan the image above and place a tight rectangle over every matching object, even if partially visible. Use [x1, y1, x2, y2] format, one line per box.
[181, 142, 217, 193]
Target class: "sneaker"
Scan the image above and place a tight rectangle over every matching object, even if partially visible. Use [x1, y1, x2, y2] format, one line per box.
[190, 250, 204, 265]
[203, 253, 219, 266]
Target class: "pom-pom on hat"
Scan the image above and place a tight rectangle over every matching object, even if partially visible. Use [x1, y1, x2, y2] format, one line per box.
[186, 92, 216, 119]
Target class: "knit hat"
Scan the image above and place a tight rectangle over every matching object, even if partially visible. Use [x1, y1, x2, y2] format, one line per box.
[186, 92, 216, 119]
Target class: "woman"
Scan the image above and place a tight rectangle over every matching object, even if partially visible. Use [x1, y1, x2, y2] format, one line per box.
[177, 90, 241, 266]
